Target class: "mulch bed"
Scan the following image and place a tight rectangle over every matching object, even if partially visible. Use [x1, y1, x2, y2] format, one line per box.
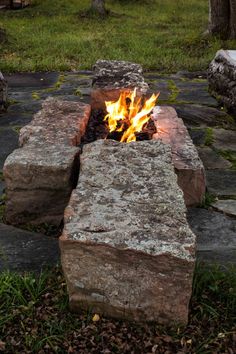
[0, 265, 235, 353]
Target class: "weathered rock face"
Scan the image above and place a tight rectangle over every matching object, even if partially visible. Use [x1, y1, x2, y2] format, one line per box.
[187, 208, 236, 265]
[4, 98, 91, 227]
[208, 49, 236, 112]
[0, 72, 7, 111]
[152, 107, 206, 206]
[91, 60, 149, 110]
[60, 139, 196, 324]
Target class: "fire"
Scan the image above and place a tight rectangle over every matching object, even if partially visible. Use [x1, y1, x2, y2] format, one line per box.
[104, 89, 159, 143]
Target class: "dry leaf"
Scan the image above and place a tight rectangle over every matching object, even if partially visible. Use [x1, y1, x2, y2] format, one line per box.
[92, 314, 100, 322]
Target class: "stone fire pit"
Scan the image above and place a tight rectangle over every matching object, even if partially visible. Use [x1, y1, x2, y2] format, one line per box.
[3, 60, 205, 324]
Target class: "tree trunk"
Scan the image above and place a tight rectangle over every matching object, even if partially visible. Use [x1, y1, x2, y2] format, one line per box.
[209, 0, 230, 39]
[229, 0, 236, 38]
[91, 0, 106, 15]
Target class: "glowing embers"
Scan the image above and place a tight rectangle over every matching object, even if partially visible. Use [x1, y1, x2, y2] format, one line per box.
[104, 89, 159, 143]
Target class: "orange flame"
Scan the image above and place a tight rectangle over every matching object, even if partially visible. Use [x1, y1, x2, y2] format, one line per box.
[104, 89, 159, 143]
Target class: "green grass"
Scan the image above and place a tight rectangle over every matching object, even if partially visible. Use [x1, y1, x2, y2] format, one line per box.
[204, 127, 214, 146]
[218, 150, 236, 170]
[0, 264, 235, 353]
[0, 0, 236, 72]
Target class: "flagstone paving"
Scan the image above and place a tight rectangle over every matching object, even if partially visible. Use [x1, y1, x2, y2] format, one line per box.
[0, 70, 236, 271]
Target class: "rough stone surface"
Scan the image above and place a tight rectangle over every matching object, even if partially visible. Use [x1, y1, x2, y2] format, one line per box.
[197, 147, 232, 169]
[208, 49, 236, 112]
[3, 98, 91, 226]
[19, 97, 91, 147]
[176, 81, 218, 107]
[60, 139, 196, 325]
[91, 60, 149, 110]
[0, 71, 7, 111]
[173, 104, 234, 129]
[152, 106, 205, 206]
[4, 145, 80, 226]
[0, 223, 60, 272]
[212, 128, 236, 151]
[206, 170, 236, 197]
[187, 208, 236, 265]
[212, 199, 236, 217]
[188, 128, 206, 146]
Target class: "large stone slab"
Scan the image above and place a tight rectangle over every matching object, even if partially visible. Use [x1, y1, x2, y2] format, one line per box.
[206, 170, 236, 197]
[60, 139, 196, 325]
[212, 128, 236, 151]
[4, 145, 80, 226]
[197, 147, 232, 169]
[91, 60, 148, 110]
[212, 199, 236, 217]
[19, 97, 91, 147]
[0, 223, 60, 272]
[187, 208, 236, 265]
[152, 106, 205, 206]
[208, 49, 236, 112]
[173, 104, 234, 129]
[3, 98, 91, 226]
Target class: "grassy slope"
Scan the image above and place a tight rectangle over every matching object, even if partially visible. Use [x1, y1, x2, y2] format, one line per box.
[0, 0, 236, 72]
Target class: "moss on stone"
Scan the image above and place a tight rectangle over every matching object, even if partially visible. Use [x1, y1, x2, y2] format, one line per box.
[12, 126, 21, 134]
[200, 192, 217, 208]
[167, 80, 180, 102]
[54, 74, 65, 89]
[32, 91, 41, 100]
[205, 127, 214, 146]
[75, 88, 82, 97]
[218, 150, 236, 170]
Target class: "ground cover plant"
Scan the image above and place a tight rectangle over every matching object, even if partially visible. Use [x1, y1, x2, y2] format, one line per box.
[0, 0, 236, 73]
[0, 263, 235, 353]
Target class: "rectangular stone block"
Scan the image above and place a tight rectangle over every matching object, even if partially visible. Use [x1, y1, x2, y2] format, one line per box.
[4, 145, 80, 226]
[3, 98, 91, 227]
[19, 97, 91, 147]
[152, 106, 206, 206]
[91, 60, 148, 110]
[60, 139, 196, 324]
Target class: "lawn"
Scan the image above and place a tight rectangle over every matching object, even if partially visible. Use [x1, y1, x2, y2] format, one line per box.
[0, 264, 235, 353]
[0, 0, 236, 73]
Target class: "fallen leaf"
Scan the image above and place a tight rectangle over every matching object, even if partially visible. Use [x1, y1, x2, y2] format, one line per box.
[92, 314, 100, 322]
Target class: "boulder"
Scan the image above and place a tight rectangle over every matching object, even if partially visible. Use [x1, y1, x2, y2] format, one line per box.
[208, 49, 236, 112]
[60, 139, 196, 325]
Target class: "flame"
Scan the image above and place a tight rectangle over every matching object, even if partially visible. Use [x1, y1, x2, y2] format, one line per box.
[104, 88, 159, 143]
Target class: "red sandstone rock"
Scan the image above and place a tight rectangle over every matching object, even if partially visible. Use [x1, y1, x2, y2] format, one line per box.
[152, 106, 206, 206]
